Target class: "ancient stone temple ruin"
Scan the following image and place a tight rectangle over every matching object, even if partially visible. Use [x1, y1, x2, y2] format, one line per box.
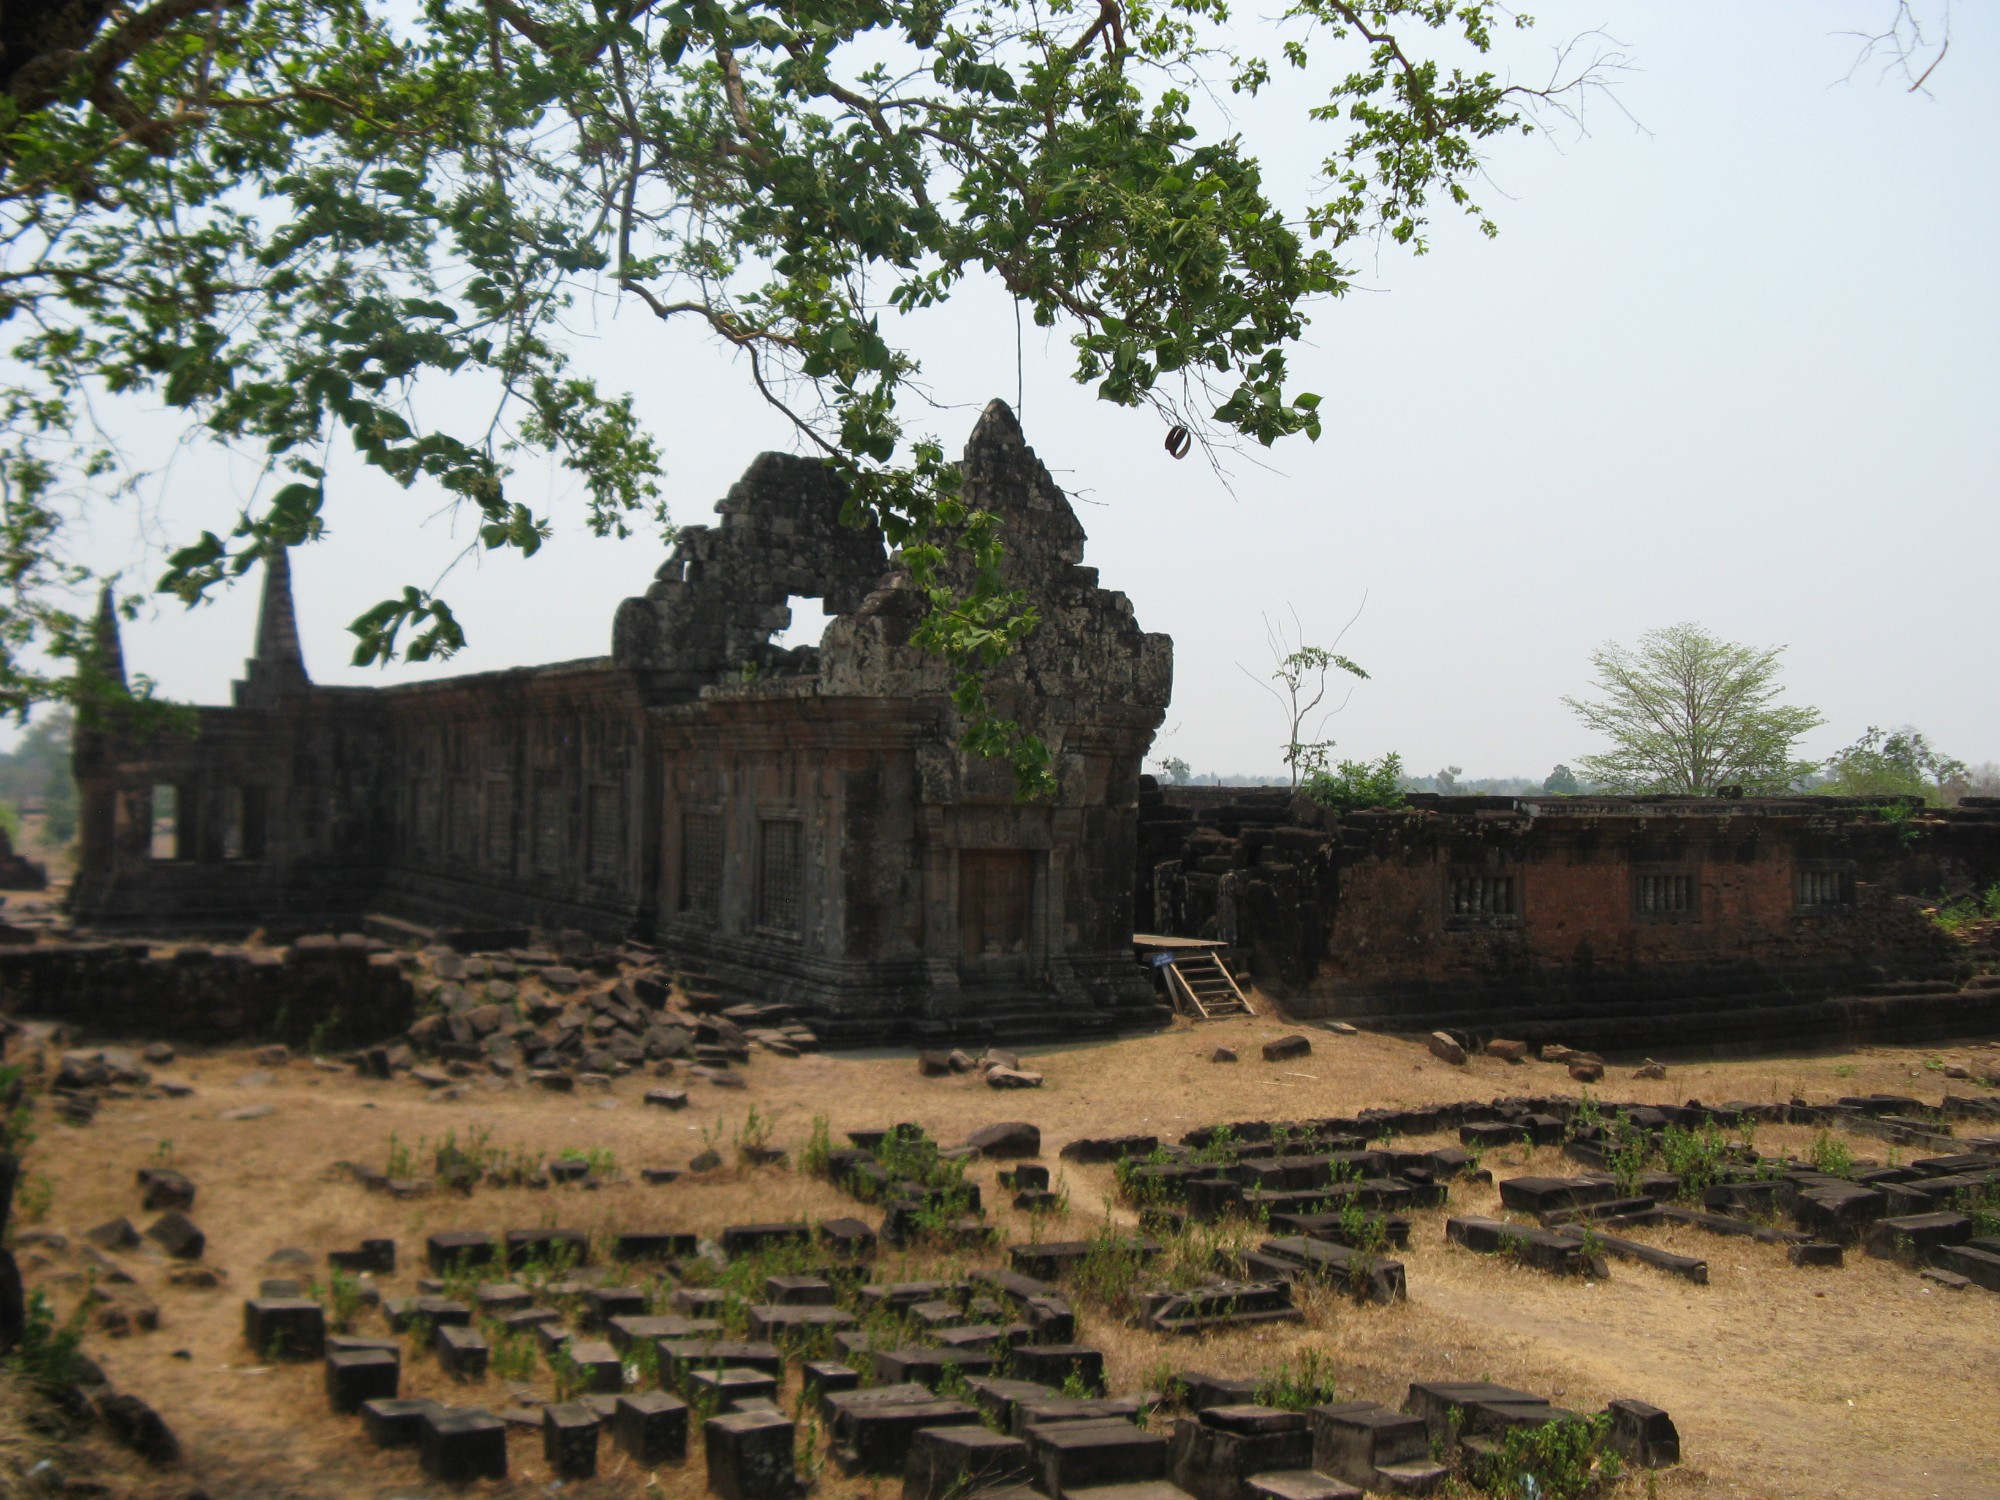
[68, 402, 1173, 1042]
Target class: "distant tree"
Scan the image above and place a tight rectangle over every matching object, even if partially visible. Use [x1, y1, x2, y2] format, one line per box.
[1433, 765, 1464, 795]
[1821, 727, 1968, 806]
[1564, 623, 1825, 795]
[1154, 756, 1193, 787]
[0, 709, 75, 842]
[1542, 763, 1581, 795]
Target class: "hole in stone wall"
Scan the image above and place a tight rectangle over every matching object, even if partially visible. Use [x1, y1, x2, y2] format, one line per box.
[771, 595, 830, 651]
[149, 785, 178, 861]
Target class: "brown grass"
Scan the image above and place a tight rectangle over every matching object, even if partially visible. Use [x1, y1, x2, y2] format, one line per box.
[9, 1012, 2000, 1499]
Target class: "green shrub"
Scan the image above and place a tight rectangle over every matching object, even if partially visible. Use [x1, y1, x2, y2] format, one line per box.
[1483, 1413, 1621, 1500]
[2, 1291, 89, 1399]
[1808, 1131, 1854, 1177]
[1658, 1123, 1728, 1199]
[1253, 1349, 1338, 1411]
[1303, 752, 1406, 815]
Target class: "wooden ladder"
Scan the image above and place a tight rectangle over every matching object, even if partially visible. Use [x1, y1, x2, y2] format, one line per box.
[1167, 951, 1255, 1020]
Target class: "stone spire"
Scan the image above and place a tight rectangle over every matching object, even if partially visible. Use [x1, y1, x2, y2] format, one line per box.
[235, 546, 310, 705]
[88, 583, 127, 690]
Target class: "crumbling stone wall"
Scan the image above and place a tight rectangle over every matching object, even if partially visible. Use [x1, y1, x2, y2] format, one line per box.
[1142, 784, 2000, 1047]
[0, 934, 415, 1047]
[64, 403, 1173, 1045]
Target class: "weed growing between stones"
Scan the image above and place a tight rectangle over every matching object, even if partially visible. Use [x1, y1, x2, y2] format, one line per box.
[489, 1328, 536, 1383]
[548, 1342, 587, 1401]
[1071, 1220, 1154, 1320]
[1809, 1130, 1855, 1176]
[436, 1254, 486, 1307]
[14, 1172, 51, 1224]
[383, 1132, 417, 1182]
[734, 1106, 780, 1166]
[1253, 1348, 1339, 1411]
[1058, 1362, 1097, 1399]
[622, 1333, 659, 1389]
[323, 1270, 363, 1333]
[1955, 1184, 2000, 1237]
[1657, 1123, 1731, 1198]
[1478, 1412, 1622, 1500]
[801, 1114, 833, 1178]
[1, 1290, 89, 1404]
[795, 1410, 826, 1486]
[1605, 1125, 1651, 1198]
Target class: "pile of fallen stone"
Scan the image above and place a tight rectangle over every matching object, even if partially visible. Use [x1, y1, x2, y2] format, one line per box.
[917, 1046, 1044, 1088]
[389, 939, 817, 1090]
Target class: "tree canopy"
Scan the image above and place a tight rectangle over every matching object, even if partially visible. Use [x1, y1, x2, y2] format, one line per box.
[1820, 726, 1967, 806]
[1563, 622, 1826, 797]
[0, 0, 1623, 783]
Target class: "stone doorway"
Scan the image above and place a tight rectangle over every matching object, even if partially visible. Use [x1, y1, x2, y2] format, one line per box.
[958, 849, 1036, 984]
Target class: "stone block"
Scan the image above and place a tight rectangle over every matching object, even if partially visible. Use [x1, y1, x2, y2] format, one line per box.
[614, 1390, 690, 1464]
[425, 1230, 495, 1273]
[1484, 1039, 1528, 1064]
[1788, 1241, 1844, 1269]
[967, 1122, 1042, 1158]
[1008, 1344, 1106, 1394]
[1794, 1184, 1887, 1244]
[325, 1348, 400, 1414]
[419, 1408, 508, 1482]
[505, 1226, 589, 1269]
[583, 1286, 650, 1328]
[1309, 1404, 1429, 1488]
[1401, 1383, 1546, 1445]
[834, 1397, 980, 1474]
[608, 1313, 722, 1352]
[903, 1424, 1034, 1500]
[662, 1337, 784, 1382]
[1262, 1036, 1312, 1063]
[1862, 1212, 1973, 1262]
[565, 1337, 626, 1393]
[766, 1274, 837, 1305]
[874, 1346, 999, 1390]
[614, 1230, 699, 1261]
[690, 1366, 781, 1408]
[137, 1167, 196, 1212]
[805, 1359, 862, 1398]
[145, 1211, 204, 1260]
[987, 1068, 1044, 1089]
[819, 1216, 879, 1258]
[433, 1322, 491, 1380]
[86, 1217, 140, 1251]
[1030, 1418, 1167, 1496]
[95, 1392, 180, 1467]
[1425, 1033, 1465, 1066]
[361, 1396, 440, 1448]
[722, 1222, 811, 1258]
[1932, 1243, 2000, 1292]
[543, 1401, 601, 1479]
[329, 1238, 396, 1274]
[705, 1408, 800, 1500]
[1168, 1409, 1314, 1500]
[1605, 1399, 1679, 1468]
[243, 1297, 325, 1360]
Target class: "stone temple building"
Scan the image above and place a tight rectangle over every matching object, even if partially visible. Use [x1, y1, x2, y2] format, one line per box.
[68, 402, 1175, 1042]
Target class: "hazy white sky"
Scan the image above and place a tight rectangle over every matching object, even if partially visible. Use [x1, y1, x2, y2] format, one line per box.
[79, 1, 1997, 781]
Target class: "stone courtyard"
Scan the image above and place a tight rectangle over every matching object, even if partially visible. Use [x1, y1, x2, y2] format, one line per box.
[5, 935, 2000, 1500]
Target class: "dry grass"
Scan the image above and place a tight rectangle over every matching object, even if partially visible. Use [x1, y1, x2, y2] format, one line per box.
[8, 1012, 2000, 1499]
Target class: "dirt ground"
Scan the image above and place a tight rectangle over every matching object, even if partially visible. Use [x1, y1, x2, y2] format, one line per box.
[11, 1012, 2000, 1500]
